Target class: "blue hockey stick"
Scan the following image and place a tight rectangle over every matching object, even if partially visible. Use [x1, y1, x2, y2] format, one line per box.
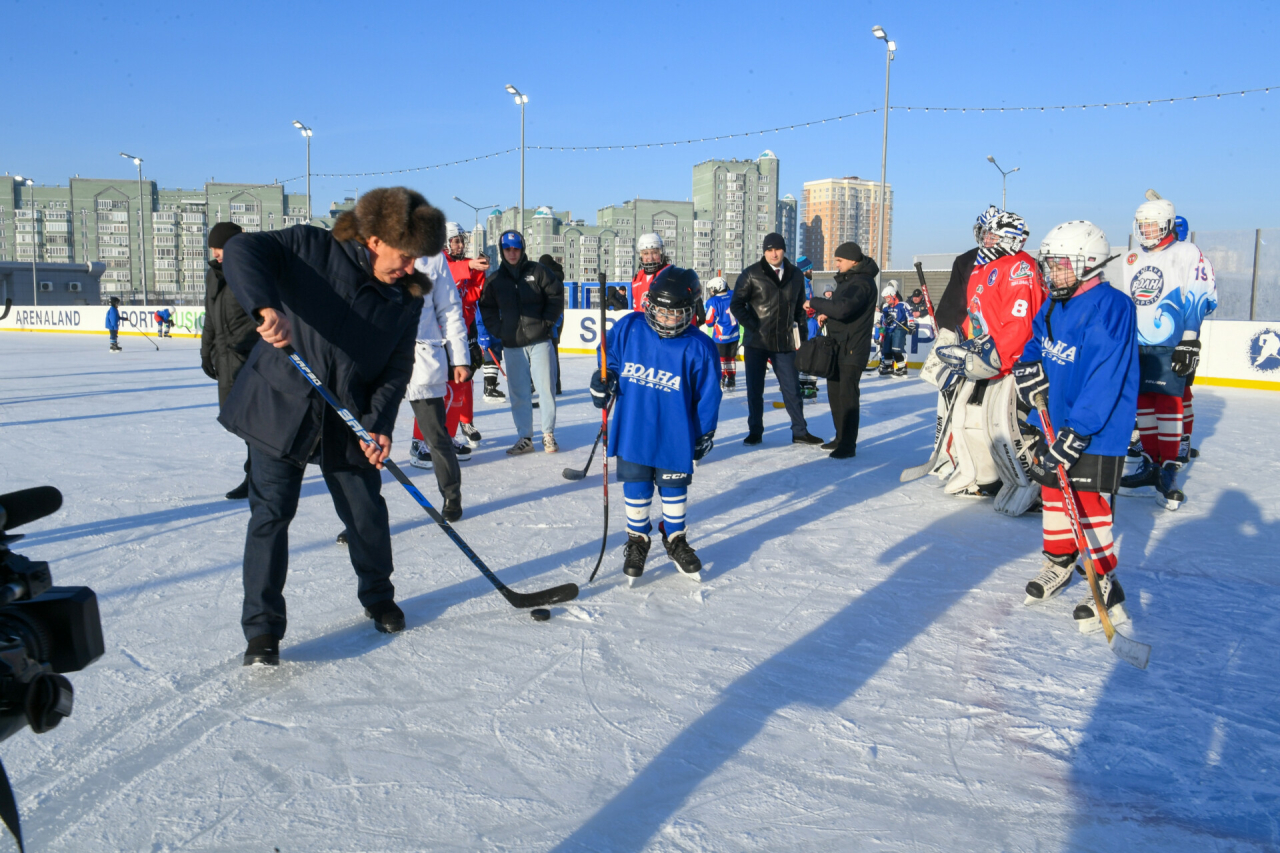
[279, 344, 579, 609]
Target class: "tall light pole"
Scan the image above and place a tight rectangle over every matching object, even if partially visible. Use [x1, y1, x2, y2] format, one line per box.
[16, 177, 37, 306]
[985, 156, 1020, 210]
[453, 195, 498, 232]
[292, 120, 313, 220]
[120, 153, 148, 304]
[872, 26, 895, 274]
[504, 84, 528, 237]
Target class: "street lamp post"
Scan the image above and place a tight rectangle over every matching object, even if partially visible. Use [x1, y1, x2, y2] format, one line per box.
[16, 177, 37, 306]
[985, 156, 1020, 210]
[293, 120, 313, 220]
[120, 153, 148, 304]
[872, 26, 895, 275]
[453, 196, 498, 232]
[504, 84, 528, 237]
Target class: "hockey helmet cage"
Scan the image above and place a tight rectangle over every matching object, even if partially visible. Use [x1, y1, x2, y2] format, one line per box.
[645, 269, 698, 338]
[1133, 199, 1175, 249]
[1038, 220, 1111, 300]
[982, 211, 1029, 255]
[445, 221, 466, 241]
[973, 205, 1001, 243]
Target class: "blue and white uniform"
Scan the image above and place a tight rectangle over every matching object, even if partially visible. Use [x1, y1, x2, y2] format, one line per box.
[704, 294, 738, 343]
[604, 311, 721, 537]
[1120, 241, 1216, 349]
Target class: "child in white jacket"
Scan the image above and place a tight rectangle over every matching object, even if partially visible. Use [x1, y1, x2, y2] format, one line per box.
[406, 253, 472, 521]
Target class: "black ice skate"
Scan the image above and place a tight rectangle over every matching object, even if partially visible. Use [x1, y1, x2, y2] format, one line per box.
[1118, 458, 1159, 495]
[660, 522, 702, 581]
[460, 422, 482, 447]
[1072, 570, 1129, 634]
[893, 362, 908, 377]
[878, 360, 893, 377]
[725, 373, 736, 391]
[1156, 462, 1185, 511]
[1025, 553, 1075, 605]
[409, 439, 432, 469]
[623, 533, 651, 587]
[482, 375, 506, 403]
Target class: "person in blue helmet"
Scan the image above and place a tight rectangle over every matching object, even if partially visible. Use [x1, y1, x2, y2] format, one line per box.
[796, 255, 821, 400]
[703, 276, 740, 390]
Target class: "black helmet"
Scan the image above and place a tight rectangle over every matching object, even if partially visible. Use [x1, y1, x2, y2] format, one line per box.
[645, 268, 699, 338]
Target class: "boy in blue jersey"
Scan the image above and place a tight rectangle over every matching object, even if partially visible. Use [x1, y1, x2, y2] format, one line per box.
[592, 268, 722, 585]
[796, 256, 820, 399]
[878, 283, 914, 376]
[703, 276, 739, 390]
[1012, 221, 1138, 633]
[106, 296, 122, 352]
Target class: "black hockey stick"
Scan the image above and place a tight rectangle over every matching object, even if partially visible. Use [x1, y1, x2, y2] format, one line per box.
[562, 398, 613, 481]
[588, 275, 611, 583]
[0, 298, 11, 321]
[1034, 392, 1150, 669]
[278, 343, 578, 609]
[123, 316, 160, 350]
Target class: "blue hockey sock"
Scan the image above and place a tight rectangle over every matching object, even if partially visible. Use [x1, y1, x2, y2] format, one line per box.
[623, 480, 654, 538]
[658, 486, 687, 536]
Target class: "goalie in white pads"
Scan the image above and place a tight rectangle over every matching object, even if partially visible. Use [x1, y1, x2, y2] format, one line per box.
[931, 211, 1046, 516]
[1013, 221, 1138, 632]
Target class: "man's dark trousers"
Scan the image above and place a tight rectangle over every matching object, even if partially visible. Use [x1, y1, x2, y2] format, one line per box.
[826, 356, 867, 453]
[744, 347, 807, 439]
[410, 398, 461, 502]
[242, 445, 395, 640]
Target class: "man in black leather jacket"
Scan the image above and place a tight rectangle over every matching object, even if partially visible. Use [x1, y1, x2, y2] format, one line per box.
[220, 186, 440, 665]
[201, 222, 259, 499]
[807, 243, 879, 458]
[730, 233, 824, 446]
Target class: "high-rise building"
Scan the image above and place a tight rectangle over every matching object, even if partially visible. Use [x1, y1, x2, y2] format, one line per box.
[692, 151, 780, 277]
[778, 194, 798, 258]
[801, 176, 892, 271]
[483, 206, 572, 266]
[1, 174, 308, 301]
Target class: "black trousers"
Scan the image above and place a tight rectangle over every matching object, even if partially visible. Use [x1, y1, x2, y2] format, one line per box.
[410, 398, 461, 503]
[242, 446, 394, 641]
[744, 347, 807, 438]
[826, 360, 867, 452]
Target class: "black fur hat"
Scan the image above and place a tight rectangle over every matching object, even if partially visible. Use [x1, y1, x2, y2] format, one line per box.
[332, 187, 445, 259]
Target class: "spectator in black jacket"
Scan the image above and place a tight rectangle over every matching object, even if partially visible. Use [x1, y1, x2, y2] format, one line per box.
[538, 254, 566, 395]
[220, 187, 441, 666]
[730, 233, 824, 447]
[807, 243, 879, 458]
[479, 231, 564, 454]
[201, 222, 258, 500]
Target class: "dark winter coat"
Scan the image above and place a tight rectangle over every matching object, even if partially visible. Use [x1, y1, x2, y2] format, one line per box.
[218, 223, 425, 469]
[808, 257, 879, 367]
[478, 240, 564, 348]
[935, 247, 980, 333]
[730, 257, 809, 352]
[201, 261, 261, 406]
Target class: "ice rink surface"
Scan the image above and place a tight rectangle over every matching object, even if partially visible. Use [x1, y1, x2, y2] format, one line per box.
[1, 332, 1277, 852]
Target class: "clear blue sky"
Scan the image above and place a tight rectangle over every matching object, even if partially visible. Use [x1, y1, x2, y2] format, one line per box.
[5, 0, 1276, 265]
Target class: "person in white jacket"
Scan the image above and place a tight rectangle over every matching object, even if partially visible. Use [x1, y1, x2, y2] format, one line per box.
[405, 252, 472, 522]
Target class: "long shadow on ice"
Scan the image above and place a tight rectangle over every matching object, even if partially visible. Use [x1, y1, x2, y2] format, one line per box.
[0, 401, 218, 428]
[550, 501, 1027, 852]
[1067, 489, 1280, 850]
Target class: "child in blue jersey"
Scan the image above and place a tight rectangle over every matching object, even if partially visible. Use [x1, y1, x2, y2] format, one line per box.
[592, 268, 722, 585]
[1012, 221, 1138, 633]
[702, 276, 739, 391]
[106, 296, 122, 352]
[878, 284, 914, 376]
[796, 256, 820, 399]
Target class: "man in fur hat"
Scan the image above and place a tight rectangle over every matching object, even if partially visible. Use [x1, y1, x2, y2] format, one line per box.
[220, 187, 442, 666]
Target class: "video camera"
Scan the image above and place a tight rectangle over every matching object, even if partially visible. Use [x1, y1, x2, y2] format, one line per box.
[0, 487, 104, 744]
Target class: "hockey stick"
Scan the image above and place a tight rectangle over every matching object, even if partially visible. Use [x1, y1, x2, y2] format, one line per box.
[124, 317, 160, 350]
[278, 342, 578, 609]
[562, 398, 613, 480]
[912, 261, 940, 330]
[587, 274, 611, 583]
[1034, 392, 1150, 670]
[0, 298, 11, 321]
[900, 381, 963, 482]
[485, 347, 507, 378]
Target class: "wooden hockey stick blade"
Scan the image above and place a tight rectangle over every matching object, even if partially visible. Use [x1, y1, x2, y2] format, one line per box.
[1107, 627, 1151, 669]
[1145, 188, 1162, 201]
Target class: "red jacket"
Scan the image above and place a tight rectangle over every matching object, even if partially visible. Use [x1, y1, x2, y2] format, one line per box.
[630, 264, 670, 312]
[446, 254, 485, 328]
[964, 251, 1045, 376]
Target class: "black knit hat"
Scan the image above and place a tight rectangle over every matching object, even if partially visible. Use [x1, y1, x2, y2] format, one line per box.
[834, 242, 864, 261]
[762, 232, 786, 252]
[208, 222, 243, 249]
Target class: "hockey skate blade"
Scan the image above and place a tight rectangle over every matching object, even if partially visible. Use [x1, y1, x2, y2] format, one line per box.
[627, 575, 638, 589]
[1157, 490, 1185, 511]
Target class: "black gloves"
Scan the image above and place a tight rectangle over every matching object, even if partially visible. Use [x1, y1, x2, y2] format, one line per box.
[590, 369, 618, 409]
[694, 431, 715, 461]
[1042, 427, 1090, 472]
[1171, 338, 1201, 377]
[201, 354, 217, 380]
[1012, 360, 1049, 408]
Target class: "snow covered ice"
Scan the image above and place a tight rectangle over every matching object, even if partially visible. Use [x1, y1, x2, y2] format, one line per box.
[1, 332, 1278, 852]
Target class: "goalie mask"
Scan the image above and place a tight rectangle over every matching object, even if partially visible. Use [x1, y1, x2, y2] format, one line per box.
[1133, 198, 1176, 249]
[973, 205, 1001, 244]
[645, 270, 698, 338]
[980, 211, 1029, 259]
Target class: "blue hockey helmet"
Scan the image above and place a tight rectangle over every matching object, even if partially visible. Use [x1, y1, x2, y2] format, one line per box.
[1174, 215, 1189, 241]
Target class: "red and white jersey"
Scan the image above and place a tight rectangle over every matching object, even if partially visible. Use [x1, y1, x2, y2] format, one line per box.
[446, 254, 485, 328]
[630, 264, 670, 312]
[964, 251, 1045, 376]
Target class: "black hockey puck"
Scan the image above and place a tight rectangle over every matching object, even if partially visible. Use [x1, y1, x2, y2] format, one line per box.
[530, 608, 551, 622]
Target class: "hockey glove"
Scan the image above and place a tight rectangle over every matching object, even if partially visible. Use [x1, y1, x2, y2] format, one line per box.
[201, 354, 217, 381]
[590, 369, 618, 409]
[935, 334, 1002, 381]
[1011, 360, 1048, 408]
[1041, 427, 1090, 473]
[1171, 338, 1201, 377]
[694, 431, 715, 462]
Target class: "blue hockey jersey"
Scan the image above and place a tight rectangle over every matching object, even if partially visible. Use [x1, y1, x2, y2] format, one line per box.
[1019, 280, 1138, 457]
[879, 301, 909, 338]
[704, 293, 739, 342]
[605, 311, 721, 474]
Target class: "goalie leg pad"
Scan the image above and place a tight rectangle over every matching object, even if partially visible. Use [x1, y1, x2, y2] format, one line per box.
[985, 375, 1041, 517]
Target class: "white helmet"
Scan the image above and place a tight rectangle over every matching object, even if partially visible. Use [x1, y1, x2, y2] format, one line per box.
[1133, 199, 1175, 249]
[881, 284, 898, 299]
[981, 211, 1029, 256]
[637, 232, 664, 252]
[1039, 220, 1111, 299]
[445, 221, 466, 241]
[708, 276, 729, 295]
